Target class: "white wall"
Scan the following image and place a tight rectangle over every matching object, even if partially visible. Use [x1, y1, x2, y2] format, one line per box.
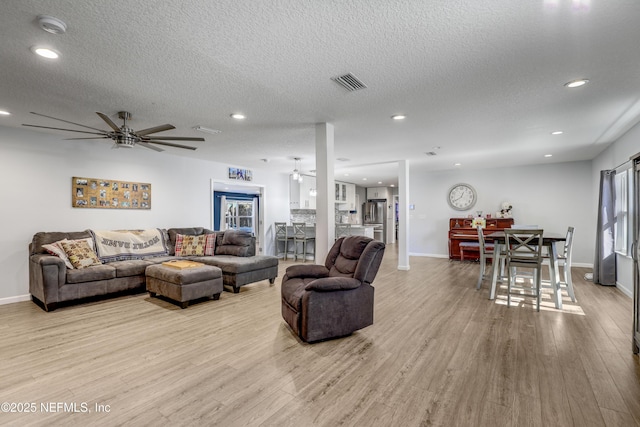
[407, 161, 594, 266]
[0, 126, 290, 302]
[591, 121, 640, 297]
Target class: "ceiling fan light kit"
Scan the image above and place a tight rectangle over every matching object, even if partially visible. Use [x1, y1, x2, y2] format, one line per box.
[22, 111, 204, 152]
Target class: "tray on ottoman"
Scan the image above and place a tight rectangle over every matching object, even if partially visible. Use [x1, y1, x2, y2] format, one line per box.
[146, 264, 223, 309]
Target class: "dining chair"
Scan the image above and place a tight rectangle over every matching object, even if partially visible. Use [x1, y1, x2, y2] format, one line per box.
[275, 222, 290, 260]
[544, 226, 576, 302]
[292, 222, 315, 262]
[475, 226, 497, 290]
[504, 228, 544, 311]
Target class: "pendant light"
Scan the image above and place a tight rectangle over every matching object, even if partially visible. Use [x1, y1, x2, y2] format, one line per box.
[292, 157, 303, 183]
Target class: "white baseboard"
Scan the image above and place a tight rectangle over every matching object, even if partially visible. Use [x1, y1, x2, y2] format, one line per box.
[0, 294, 31, 306]
[616, 282, 633, 298]
[409, 253, 449, 259]
[397, 265, 411, 271]
[572, 262, 593, 268]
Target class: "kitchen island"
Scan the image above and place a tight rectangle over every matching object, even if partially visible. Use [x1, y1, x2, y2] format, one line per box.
[342, 225, 375, 238]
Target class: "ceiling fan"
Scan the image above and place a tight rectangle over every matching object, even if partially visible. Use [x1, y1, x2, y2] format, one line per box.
[22, 111, 204, 152]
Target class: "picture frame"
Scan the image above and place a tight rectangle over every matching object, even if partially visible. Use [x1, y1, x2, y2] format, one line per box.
[71, 176, 151, 209]
[228, 167, 253, 181]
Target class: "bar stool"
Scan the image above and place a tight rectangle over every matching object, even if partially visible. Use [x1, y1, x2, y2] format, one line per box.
[335, 223, 351, 240]
[292, 222, 315, 262]
[275, 222, 289, 260]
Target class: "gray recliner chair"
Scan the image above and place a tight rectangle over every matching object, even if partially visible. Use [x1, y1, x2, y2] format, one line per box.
[281, 235, 385, 343]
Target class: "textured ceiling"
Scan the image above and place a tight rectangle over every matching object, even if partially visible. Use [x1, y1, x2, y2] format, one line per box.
[2, 0, 640, 187]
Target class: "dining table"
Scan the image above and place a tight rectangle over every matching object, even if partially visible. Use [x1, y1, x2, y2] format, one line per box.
[485, 231, 567, 309]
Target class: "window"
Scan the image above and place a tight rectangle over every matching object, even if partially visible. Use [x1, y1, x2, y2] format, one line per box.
[614, 169, 629, 256]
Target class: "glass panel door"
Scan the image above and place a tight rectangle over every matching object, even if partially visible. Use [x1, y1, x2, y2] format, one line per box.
[225, 200, 255, 234]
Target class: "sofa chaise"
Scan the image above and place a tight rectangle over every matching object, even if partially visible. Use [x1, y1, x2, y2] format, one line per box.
[29, 227, 278, 311]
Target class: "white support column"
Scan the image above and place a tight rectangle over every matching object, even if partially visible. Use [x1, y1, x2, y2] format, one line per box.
[315, 123, 335, 264]
[398, 159, 410, 270]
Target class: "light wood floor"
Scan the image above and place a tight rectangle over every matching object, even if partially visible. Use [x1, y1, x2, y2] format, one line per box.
[1, 247, 639, 427]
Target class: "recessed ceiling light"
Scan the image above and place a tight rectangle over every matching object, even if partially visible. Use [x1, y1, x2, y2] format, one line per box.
[343, 173, 350, 176]
[433, 146, 441, 150]
[551, 131, 563, 135]
[31, 46, 59, 59]
[390, 184, 395, 187]
[362, 178, 367, 181]
[544, 154, 553, 158]
[564, 79, 589, 88]
[0, 110, 10, 116]
[391, 115, 406, 120]
[454, 163, 461, 166]
[230, 113, 246, 120]
[377, 181, 382, 184]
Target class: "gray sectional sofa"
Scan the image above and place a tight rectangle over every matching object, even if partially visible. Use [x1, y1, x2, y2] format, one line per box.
[29, 227, 278, 311]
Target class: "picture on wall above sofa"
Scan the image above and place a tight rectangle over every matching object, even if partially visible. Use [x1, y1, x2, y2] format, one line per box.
[71, 176, 151, 209]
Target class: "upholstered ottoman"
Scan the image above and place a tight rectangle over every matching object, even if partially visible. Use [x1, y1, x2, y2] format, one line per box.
[145, 263, 223, 309]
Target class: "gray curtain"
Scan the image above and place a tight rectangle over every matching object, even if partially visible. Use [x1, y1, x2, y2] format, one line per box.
[594, 170, 616, 286]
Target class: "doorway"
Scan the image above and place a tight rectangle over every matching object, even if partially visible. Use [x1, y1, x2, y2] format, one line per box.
[211, 180, 265, 254]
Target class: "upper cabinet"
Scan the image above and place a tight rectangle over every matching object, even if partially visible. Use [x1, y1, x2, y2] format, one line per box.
[290, 175, 316, 209]
[300, 175, 316, 209]
[290, 177, 354, 210]
[367, 186, 390, 200]
[335, 182, 347, 203]
[335, 181, 356, 210]
[345, 183, 356, 210]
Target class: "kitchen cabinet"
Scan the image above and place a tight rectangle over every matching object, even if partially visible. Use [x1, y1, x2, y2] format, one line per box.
[367, 186, 390, 200]
[335, 182, 347, 203]
[345, 183, 356, 210]
[334, 181, 356, 210]
[290, 175, 316, 209]
[300, 176, 316, 209]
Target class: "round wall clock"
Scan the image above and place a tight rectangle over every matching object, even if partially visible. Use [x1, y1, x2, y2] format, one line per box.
[447, 183, 477, 211]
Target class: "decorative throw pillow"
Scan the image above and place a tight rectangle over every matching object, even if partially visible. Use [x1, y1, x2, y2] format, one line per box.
[175, 233, 215, 257]
[60, 239, 102, 269]
[42, 240, 74, 269]
[43, 238, 95, 269]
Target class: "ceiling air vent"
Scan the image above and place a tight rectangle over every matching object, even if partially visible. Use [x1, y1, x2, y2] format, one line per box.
[331, 73, 367, 92]
[425, 151, 437, 156]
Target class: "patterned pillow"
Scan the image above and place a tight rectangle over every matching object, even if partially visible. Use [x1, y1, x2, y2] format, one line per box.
[42, 240, 74, 269]
[60, 239, 102, 269]
[175, 233, 215, 257]
[43, 238, 95, 269]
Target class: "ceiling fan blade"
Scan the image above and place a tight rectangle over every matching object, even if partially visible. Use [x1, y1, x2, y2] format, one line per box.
[142, 136, 205, 141]
[146, 140, 197, 150]
[135, 124, 175, 136]
[96, 112, 121, 132]
[29, 112, 106, 132]
[65, 137, 110, 140]
[137, 142, 165, 152]
[22, 124, 108, 136]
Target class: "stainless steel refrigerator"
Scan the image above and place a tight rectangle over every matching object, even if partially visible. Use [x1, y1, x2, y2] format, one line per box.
[363, 200, 386, 243]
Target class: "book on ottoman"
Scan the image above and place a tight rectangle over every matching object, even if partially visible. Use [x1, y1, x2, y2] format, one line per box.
[162, 260, 205, 269]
